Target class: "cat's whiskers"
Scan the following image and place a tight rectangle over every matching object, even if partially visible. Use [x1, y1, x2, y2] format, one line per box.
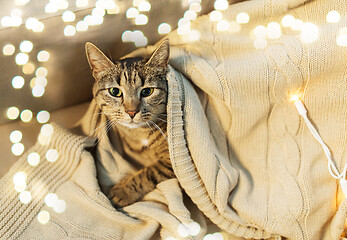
[148, 120, 167, 141]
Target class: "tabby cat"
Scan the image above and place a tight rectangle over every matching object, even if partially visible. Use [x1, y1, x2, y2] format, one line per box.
[85, 39, 175, 207]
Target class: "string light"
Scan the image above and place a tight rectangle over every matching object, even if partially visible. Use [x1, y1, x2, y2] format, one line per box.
[76, 21, 88, 31]
[300, 22, 319, 43]
[291, 96, 347, 197]
[203, 232, 224, 240]
[216, 20, 229, 31]
[12, 143, 25, 156]
[15, 53, 29, 65]
[36, 67, 48, 77]
[37, 110, 50, 124]
[76, 0, 88, 7]
[281, 14, 295, 27]
[138, 1, 151, 11]
[22, 62, 36, 75]
[126, 7, 139, 18]
[41, 124, 54, 137]
[266, 22, 281, 39]
[64, 25, 76, 36]
[210, 10, 222, 22]
[20, 109, 33, 122]
[135, 14, 148, 25]
[45, 193, 58, 207]
[19, 191, 32, 204]
[214, 0, 228, 11]
[46, 149, 59, 162]
[15, 0, 30, 5]
[62, 11, 76, 22]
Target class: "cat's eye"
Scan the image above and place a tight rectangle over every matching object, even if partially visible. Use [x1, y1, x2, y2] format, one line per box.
[108, 88, 122, 97]
[141, 88, 154, 97]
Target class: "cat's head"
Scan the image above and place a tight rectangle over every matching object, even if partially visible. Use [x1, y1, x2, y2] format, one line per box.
[85, 39, 170, 129]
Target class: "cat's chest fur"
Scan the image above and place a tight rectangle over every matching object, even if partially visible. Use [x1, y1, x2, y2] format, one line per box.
[115, 123, 168, 168]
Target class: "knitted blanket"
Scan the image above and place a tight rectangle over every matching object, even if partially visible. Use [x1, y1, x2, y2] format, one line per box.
[1, 0, 347, 239]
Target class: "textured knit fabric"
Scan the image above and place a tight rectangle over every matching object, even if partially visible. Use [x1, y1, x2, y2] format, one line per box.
[1, 0, 347, 239]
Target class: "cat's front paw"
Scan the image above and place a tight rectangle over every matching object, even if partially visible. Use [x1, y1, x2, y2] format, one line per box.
[108, 185, 141, 208]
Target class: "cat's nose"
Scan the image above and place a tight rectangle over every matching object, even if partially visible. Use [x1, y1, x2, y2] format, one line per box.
[126, 109, 138, 119]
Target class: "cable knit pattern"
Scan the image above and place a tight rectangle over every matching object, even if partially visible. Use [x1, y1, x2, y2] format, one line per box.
[0, 0, 346, 239]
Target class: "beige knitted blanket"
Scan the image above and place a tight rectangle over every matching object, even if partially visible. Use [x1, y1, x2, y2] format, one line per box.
[1, 0, 347, 239]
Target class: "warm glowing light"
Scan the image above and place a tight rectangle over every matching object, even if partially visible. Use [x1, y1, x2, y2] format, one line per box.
[92, 7, 105, 17]
[37, 51, 50, 62]
[214, 0, 228, 10]
[36, 67, 48, 77]
[32, 85, 45, 97]
[135, 14, 148, 25]
[62, 10, 76, 22]
[337, 35, 347, 46]
[134, 36, 148, 47]
[177, 224, 189, 237]
[291, 19, 303, 31]
[266, 22, 281, 39]
[76, 21, 88, 31]
[158, 23, 171, 34]
[27, 152, 40, 166]
[217, 20, 230, 31]
[11, 8, 22, 17]
[57, 0, 69, 9]
[1, 16, 11, 27]
[122, 30, 133, 42]
[64, 25, 76, 36]
[7, 107, 20, 120]
[37, 210, 50, 224]
[290, 94, 300, 102]
[34, 77, 47, 85]
[53, 199, 67, 213]
[203, 232, 224, 240]
[22, 62, 36, 75]
[126, 7, 139, 18]
[45, 193, 58, 207]
[3, 44, 15, 56]
[41, 124, 53, 136]
[12, 143, 25, 156]
[300, 22, 319, 43]
[190, 2, 201, 12]
[14, 182, 26, 192]
[45, 3, 58, 13]
[187, 222, 201, 236]
[10, 130, 23, 143]
[138, 1, 151, 11]
[107, 4, 120, 14]
[20, 40, 33, 53]
[38, 133, 51, 146]
[281, 14, 295, 27]
[76, 0, 88, 7]
[15, 0, 30, 5]
[254, 25, 267, 38]
[20, 109, 33, 122]
[184, 10, 197, 20]
[16, 53, 29, 65]
[32, 22, 44, 32]
[13, 171, 27, 185]
[187, 29, 201, 41]
[209, 10, 222, 22]
[25, 17, 39, 30]
[46, 149, 59, 162]
[37, 110, 50, 124]
[19, 191, 32, 204]
[236, 12, 250, 24]
[12, 76, 25, 89]
[326, 10, 340, 23]
[131, 30, 145, 42]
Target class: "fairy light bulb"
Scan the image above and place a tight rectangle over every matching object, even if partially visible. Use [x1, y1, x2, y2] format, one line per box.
[7, 107, 20, 120]
[236, 12, 250, 24]
[62, 10, 76, 22]
[3, 44, 15, 55]
[27, 152, 40, 166]
[326, 10, 340, 23]
[158, 23, 171, 34]
[19, 40, 33, 53]
[37, 51, 50, 62]
[10, 130, 22, 143]
[12, 76, 25, 89]
[37, 210, 50, 224]
[16, 53, 29, 65]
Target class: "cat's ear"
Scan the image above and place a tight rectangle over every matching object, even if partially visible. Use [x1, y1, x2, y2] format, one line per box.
[85, 42, 114, 79]
[146, 39, 170, 69]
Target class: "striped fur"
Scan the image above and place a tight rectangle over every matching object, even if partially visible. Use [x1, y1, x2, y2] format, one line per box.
[85, 40, 175, 207]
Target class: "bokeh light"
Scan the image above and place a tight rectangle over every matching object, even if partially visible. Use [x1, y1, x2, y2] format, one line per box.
[27, 152, 40, 166]
[36, 67, 48, 77]
[76, 21, 88, 31]
[7, 107, 20, 120]
[37, 110, 50, 124]
[135, 14, 148, 25]
[45, 193, 58, 207]
[266, 22, 281, 39]
[53, 199, 67, 213]
[300, 22, 319, 43]
[158, 23, 171, 34]
[217, 20, 229, 31]
[32, 85, 45, 97]
[37, 210, 50, 224]
[64, 25, 76, 36]
[10, 130, 23, 143]
[46, 149, 59, 162]
[12, 143, 25, 156]
[126, 7, 139, 18]
[209, 10, 222, 22]
[13, 171, 27, 185]
[15, 53, 29, 65]
[12, 76, 25, 89]
[37, 51, 50, 62]
[138, 1, 151, 11]
[214, 0, 228, 11]
[76, 0, 88, 7]
[236, 12, 250, 24]
[22, 62, 36, 75]
[62, 10, 76, 22]
[19, 191, 32, 204]
[3, 44, 15, 56]
[20, 109, 33, 122]
[41, 124, 54, 137]
[281, 14, 295, 27]
[326, 10, 340, 23]
[19, 40, 33, 53]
